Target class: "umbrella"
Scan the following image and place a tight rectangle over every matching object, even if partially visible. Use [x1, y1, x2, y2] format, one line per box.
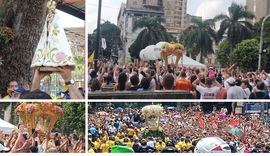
[251, 113, 260, 117]
[117, 107, 122, 109]
[160, 119, 169, 122]
[173, 115, 182, 119]
[97, 111, 109, 116]
[219, 114, 228, 119]
[228, 127, 243, 135]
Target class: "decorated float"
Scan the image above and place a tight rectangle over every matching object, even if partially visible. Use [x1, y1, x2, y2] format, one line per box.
[161, 41, 184, 69]
[141, 105, 165, 139]
[16, 102, 63, 134]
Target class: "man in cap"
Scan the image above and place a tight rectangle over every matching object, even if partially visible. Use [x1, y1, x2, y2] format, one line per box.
[7, 87, 26, 99]
[161, 140, 180, 153]
[226, 77, 246, 99]
[3, 80, 18, 99]
[192, 74, 222, 99]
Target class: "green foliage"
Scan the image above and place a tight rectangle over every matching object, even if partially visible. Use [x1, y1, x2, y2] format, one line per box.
[132, 17, 174, 57]
[88, 21, 121, 58]
[13, 102, 21, 125]
[216, 39, 231, 67]
[161, 43, 169, 49]
[128, 42, 140, 59]
[252, 17, 270, 43]
[143, 130, 165, 140]
[63, 102, 85, 134]
[174, 43, 184, 50]
[0, 12, 4, 26]
[214, 2, 255, 53]
[230, 39, 268, 71]
[0, 102, 11, 116]
[182, 17, 217, 63]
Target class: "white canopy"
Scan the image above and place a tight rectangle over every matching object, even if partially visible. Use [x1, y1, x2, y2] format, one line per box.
[160, 55, 206, 69]
[0, 118, 17, 134]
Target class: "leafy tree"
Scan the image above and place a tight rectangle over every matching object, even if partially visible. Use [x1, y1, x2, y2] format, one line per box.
[128, 42, 140, 59]
[216, 39, 231, 67]
[132, 17, 174, 56]
[88, 21, 121, 58]
[230, 39, 268, 71]
[214, 2, 255, 54]
[184, 17, 217, 63]
[252, 17, 270, 43]
[0, 1, 48, 97]
[252, 17, 270, 71]
[63, 102, 85, 134]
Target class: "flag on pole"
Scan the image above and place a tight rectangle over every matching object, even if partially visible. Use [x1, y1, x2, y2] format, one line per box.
[197, 112, 201, 118]
[199, 118, 205, 126]
[231, 119, 237, 126]
[88, 51, 95, 62]
[215, 114, 218, 120]
[102, 38, 107, 49]
[230, 112, 234, 118]
[211, 119, 218, 129]
[220, 108, 224, 114]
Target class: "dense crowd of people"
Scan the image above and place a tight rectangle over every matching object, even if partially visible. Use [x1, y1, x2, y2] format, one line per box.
[88, 105, 270, 153]
[0, 66, 84, 100]
[88, 58, 270, 99]
[0, 124, 85, 153]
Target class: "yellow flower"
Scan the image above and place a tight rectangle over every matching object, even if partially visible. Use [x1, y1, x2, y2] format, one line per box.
[43, 49, 49, 55]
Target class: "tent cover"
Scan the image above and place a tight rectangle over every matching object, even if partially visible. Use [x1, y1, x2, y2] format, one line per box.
[0, 118, 17, 134]
[160, 55, 206, 69]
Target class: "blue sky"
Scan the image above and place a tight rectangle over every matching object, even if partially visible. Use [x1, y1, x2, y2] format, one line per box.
[87, 0, 247, 33]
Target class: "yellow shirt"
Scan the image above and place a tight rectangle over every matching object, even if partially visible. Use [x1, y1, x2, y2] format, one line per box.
[106, 140, 115, 148]
[165, 137, 169, 142]
[103, 136, 108, 141]
[157, 144, 166, 152]
[100, 143, 110, 153]
[187, 143, 193, 149]
[88, 148, 95, 153]
[3, 95, 10, 99]
[117, 132, 125, 137]
[156, 142, 166, 147]
[94, 141, 100, 150]
[115, 136, 119, 140]
[133, 135, 138, 139]
[128, 129, 135, 136]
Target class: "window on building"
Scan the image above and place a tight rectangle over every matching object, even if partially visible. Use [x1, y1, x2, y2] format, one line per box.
[167, 4, 171, 8]
[143, 0, 146, 4]
[158, 0, 163, 6]
[167, 11, 171, 15]
[133, 1, 137, 5]
[166, 18, 171, 21]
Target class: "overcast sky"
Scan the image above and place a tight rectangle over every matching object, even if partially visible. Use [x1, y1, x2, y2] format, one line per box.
[57, 9, 85, 28]
[87, 0, 246, 33]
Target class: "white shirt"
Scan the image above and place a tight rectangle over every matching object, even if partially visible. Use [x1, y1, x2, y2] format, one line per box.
[109, 126, 117, 133]
[224, 78, 231, 91]
[227, 86, 246, 99]
[147, 141, 155, 148]
[196, 86, 220, 99]
[243, 88, 251, 99]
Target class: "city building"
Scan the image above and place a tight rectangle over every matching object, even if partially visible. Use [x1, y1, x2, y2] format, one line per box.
[117, 0, 187, 62]
[246, 0, 270, 24]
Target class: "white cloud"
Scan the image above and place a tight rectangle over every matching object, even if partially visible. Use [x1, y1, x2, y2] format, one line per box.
[87, 0, 125, 34]
[195, 0, 224, 20]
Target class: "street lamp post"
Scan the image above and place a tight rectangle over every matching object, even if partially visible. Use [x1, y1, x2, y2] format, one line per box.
[258, 14, 270, 71]
[94, 0, 102, 71]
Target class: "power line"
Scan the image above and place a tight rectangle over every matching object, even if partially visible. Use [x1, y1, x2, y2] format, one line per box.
[87, 3, 120, 10]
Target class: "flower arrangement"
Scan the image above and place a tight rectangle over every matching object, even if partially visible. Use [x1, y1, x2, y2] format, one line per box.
[161, 41, 184, 54]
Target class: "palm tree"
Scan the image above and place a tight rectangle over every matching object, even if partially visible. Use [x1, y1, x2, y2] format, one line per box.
[132, 17, 172, 50]
[214, 2, 255, 54]
[184, 17, 217, 63]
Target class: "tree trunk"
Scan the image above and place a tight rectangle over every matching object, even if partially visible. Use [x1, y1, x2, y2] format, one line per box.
[200, 47, 203, 63]
[0, 0, 48, 97]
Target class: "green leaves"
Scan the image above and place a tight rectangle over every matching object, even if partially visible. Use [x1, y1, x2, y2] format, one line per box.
[63, 102, 85, 134]
[230, 39, 267, 71]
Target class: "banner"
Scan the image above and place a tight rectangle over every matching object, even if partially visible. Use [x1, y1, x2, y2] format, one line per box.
[102, 38, 107, 49]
